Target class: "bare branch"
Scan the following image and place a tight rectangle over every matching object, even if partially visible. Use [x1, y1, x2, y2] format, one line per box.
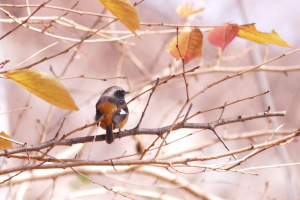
[135, 78, 159, 129]
[8, 42, 58, 70]
[0, 0, 52, 40]
[208, 125, 237, 160]
[0, 130, 298, 175]
[0, 111, 286, 157]
[0, 161, 46, 184]
[0, 107, 31, 115]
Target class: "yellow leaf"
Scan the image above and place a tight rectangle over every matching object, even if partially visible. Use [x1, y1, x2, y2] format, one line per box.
[0, 132, 12, 150]
[4, 69, 79, 111]
[176, 2, 204, 19]
[98, 0, 141, 40]
[238, 24, 292, 47]
[167, 28, 203, 64]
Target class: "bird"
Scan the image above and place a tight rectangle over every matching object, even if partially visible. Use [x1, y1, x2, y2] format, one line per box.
[95, 86, 129, 144]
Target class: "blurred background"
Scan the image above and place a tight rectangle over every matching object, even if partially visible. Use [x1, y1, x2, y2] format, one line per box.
[0, 0, 300, 199]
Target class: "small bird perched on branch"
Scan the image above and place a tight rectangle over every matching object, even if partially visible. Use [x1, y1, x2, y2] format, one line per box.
[95, 86, 129, 144]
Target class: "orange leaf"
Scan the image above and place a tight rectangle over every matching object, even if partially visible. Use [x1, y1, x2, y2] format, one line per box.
[4, 69, 79, 111]
[0, 132, 12, 150]
[208, 23, 240, 51]
[237, 24, 292, 47]
[167, 28, 203, 64]
[176, 2, 204, 19]
[98, 0, 141, 40]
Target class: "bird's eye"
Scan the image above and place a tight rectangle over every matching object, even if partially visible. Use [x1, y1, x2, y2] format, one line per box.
[116, 90, 122, 95]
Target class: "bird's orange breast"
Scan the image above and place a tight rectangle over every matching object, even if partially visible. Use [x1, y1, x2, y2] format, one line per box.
[97, 101, 116, 129]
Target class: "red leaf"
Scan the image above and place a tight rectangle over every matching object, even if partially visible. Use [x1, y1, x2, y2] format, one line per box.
[208, 23, 239, 51]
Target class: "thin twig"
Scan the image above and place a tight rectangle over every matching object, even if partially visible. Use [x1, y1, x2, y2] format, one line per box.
[121, 45, 151, 79]
[25, 0, 31, 16]
[11, 94, 32, 136]
[69, 166, 135, 199]
[186, 91, 269, 122]
[0, 4, 116, 19]
[87, 125, 100, 160]
[59, 11, 103, 77]
[176, 27, 189, 100]
[208, 125, 237, 159]
[0, 34, 92, 74]
[115, 44, 126, 86]
[40, 106, 54, 143]
[54, 118, 66, 139]
[226, 147, 271, 170]
[135, 78, 159, 129]
[0, 135, 24, 145]
[221, 43, 255, 61]
[0, 107, 31, 115]
[39, 149, 134, 199]
[49, 64, 58, 78]
[0, 60, 9, 68]
[149, 35, 172, 73]
[8, 42, 59, 70]
[0, 161, 46, 184]
[183, 104, 193, 121]
[0, 0, 52, 40]
[218, 102, 227, 121]
[239, 162, 300, 172]
[59, 75, 125, 81]
[0, 12, 140, 43]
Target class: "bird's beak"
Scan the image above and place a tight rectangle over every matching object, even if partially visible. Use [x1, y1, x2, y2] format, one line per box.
[124, 91, 130, 95]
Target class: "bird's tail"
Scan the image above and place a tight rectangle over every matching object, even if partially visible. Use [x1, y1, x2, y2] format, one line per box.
[106, 124, 114, 144]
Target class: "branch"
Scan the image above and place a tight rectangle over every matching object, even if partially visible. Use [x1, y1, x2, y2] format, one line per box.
[208, 125, 237, 160]
[7, 128, 295, 162]
[0, 107, 31, 115]
[0, 34, 92, 73]
[0, 111, 285, 157]
[0, 165, 225, 199]
[0, 161, 46, 184]
[134, 78, 159, 129]
[162, 129, 295, 160]
[0, 130, 298, 175]
[8, 42, 58, 70]
[188, 65, 300, 75]
[0, 4, 219, 28]
[0, 0, 52, 40]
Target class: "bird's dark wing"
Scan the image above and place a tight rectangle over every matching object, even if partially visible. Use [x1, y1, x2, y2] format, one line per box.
[112, 100, 129, 129]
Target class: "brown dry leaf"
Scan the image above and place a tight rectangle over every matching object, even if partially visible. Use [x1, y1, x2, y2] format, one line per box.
[176, 2, 204, 19]
[238, 24, 292, 47]
[4, 69, 79, 111]
[98, 0, 141, 40]
[167, 28, 203, 64]
[0, 132, 12, 150]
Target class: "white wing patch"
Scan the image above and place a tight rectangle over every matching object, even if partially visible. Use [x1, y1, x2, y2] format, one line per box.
[119, 109, 127, 115]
